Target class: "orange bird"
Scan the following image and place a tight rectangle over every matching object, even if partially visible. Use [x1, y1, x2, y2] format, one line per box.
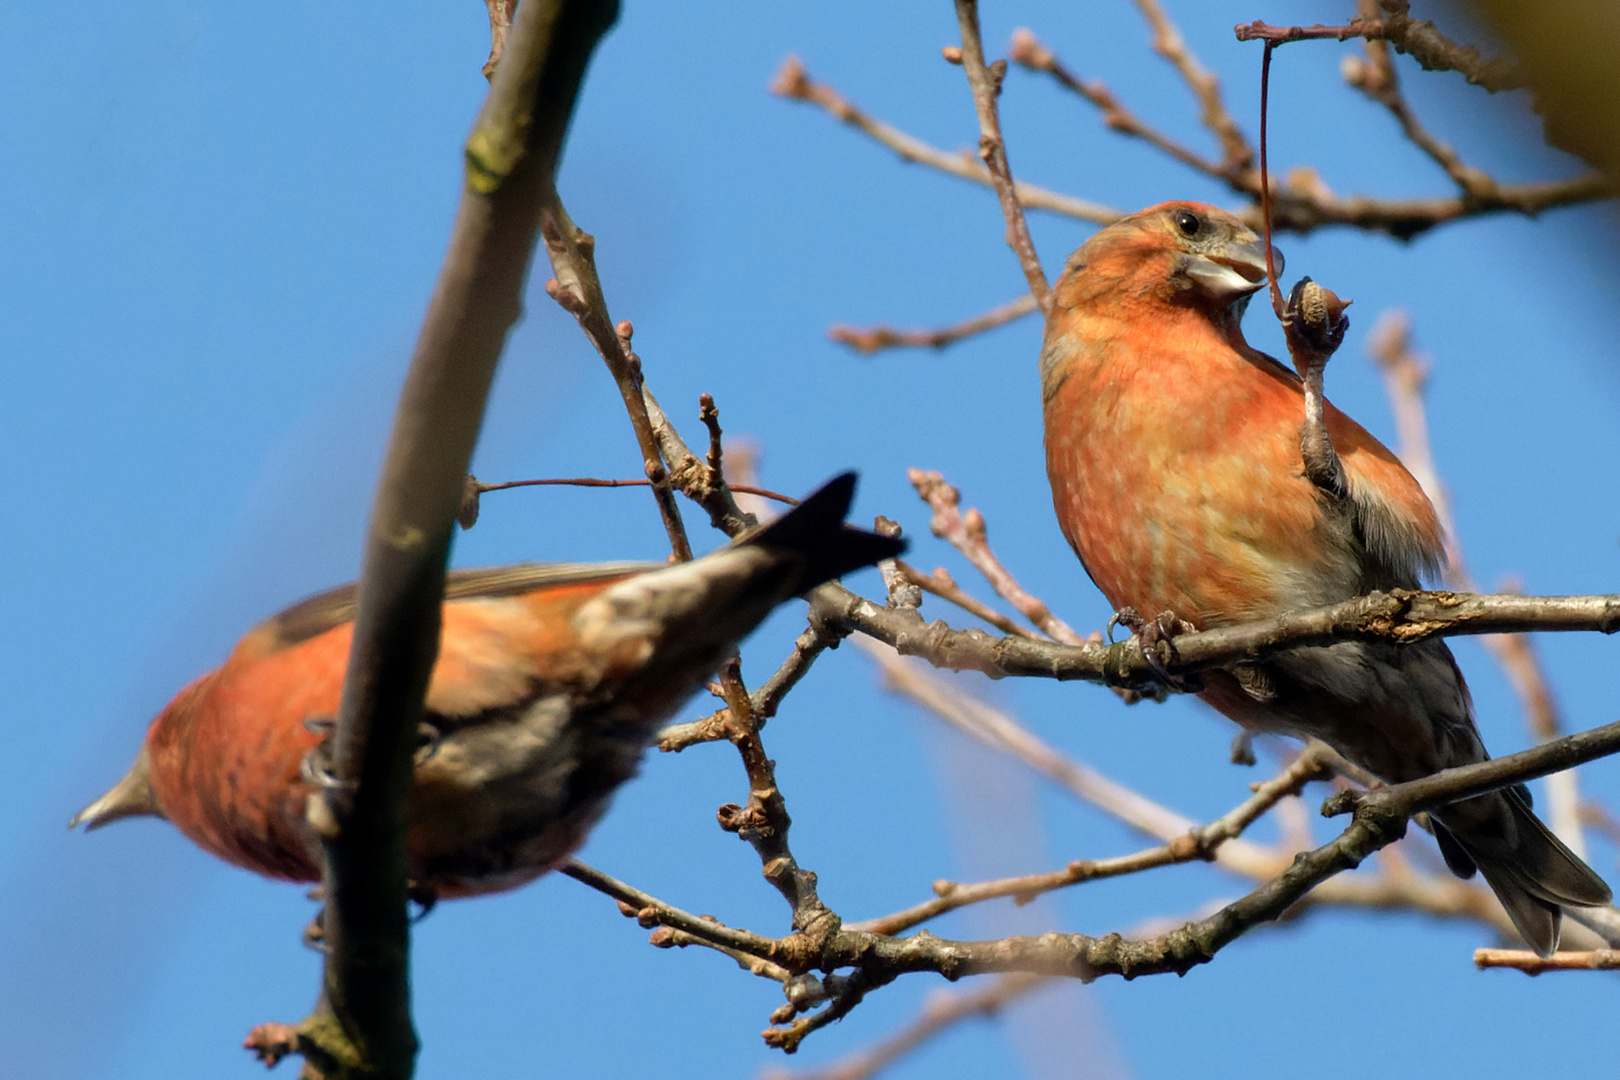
[1040, 201, 1608, 954]
[73, 474, 901, 900]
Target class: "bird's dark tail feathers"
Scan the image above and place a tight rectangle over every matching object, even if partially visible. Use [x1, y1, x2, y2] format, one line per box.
[740, 472, 904, 592]
[1432, 786, 1611, 957]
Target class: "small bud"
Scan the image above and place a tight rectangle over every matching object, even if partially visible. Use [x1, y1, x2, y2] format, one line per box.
[942, 45, 963, 64]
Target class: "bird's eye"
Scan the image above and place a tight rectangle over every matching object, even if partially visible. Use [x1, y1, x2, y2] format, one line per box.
[1174, 209, 1201, 237]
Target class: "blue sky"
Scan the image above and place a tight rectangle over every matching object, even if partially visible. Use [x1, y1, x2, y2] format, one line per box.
[3, 2, 1618, 1078]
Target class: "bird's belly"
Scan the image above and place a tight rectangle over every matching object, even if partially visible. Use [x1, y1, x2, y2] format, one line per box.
[1047, 425, 1339, 625]
[406, 694, 648, 897]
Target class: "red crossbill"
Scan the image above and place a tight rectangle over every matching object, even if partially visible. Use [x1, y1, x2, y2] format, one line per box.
[1040, 201, 1609, 954]
[72, 473, 901, 900]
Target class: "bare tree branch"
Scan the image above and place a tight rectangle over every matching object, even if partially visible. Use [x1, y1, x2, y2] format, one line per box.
[769, 56, 1120, 225]
[1010, 28, 1237, 181]
[848, 744, 1329, 936]
[1342, 13, 1497, 199]
[897, 561, 1044, 641]
[829, 293, 1039, 355]
[280, 3, 620, 1077]
[541, 222, 693, 561]
[1235, 2, 1524, 91]
[759, 975, 1050, 1080]
[813, 582, 1620, 691]
[1129, 0, 1253, 171]
[950, 0, 1050, 311]
[909, 469, 1084, 645]
[1474, 948, 1620, 973]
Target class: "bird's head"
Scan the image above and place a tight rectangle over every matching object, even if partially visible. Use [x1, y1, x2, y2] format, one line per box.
[1053, 201, 1281, 320]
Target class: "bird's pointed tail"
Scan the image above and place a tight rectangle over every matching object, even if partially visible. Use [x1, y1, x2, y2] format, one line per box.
[1433, 787, 1611, 957]
[737, 471, 904, 592]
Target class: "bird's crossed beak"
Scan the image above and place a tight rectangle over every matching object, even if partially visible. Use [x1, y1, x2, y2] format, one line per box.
[1185, 237, 1281, 302]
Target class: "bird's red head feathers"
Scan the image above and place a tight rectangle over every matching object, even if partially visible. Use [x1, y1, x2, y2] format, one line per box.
[1051, 201, 1279, 319]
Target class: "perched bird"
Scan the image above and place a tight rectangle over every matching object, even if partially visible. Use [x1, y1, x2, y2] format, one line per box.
[73, 473, 901, 900]
[1039, 201, 1609, 954]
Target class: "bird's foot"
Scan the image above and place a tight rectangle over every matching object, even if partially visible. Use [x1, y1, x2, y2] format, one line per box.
[1110, 607, 1204, 693]
[1282, 276, 1351, 365]
[1229, 730, 1257, 767]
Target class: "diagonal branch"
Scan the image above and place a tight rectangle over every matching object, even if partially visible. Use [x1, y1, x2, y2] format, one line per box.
[848, 744, 1328, 936]
[285, 3, 620, 1078]
[541, 214, 693, 561]
[1010, 28, 1236, 181]
[769, 56, 1119, 225]
[1129, 0, 1254, 173]
[951, 0, 1050, 311]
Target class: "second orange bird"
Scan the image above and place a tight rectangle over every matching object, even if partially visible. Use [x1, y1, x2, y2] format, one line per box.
[73, 474, 902, 901]
[1040, 201, 1608, 954]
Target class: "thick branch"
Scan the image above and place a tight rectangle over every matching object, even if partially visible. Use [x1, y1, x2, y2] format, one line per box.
[291, 4, 618, 1078]
[813, 584, 1620, 690]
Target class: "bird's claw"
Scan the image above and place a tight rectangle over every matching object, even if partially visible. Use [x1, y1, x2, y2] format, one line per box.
[1112, 607, 1204, 693]
[1282, 276, 1351, 365]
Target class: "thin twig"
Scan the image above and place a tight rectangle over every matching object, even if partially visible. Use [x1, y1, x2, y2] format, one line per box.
[856, 637, 1284, 880]
[559, 859, 785, 961]
[951, 0, 1050, 311]
[1010, 29, 1235, 181]
[849, 745, 1329, 936]
[542, 223, 693, 561]
[829, 293, 1039, 355]
[769, 56, 1119, 226]
[1474, 948, 1620, 974]
[640, 387, 761, 539]
[474, 475, 797, 503]
[908, 469, 1084, 644]
[759, 975, 1049, 1080]
[1340, 0, 1493, 198]
[1129, 0, 1253, 173]
[657, 616, 845, 752]
[1234, 4, 1524, 92]
[897, 561, 1044, 641]
[715, 659, 835, 935]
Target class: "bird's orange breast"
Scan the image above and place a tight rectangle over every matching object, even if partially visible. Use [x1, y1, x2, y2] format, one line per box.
[143, 579, 619, 883]
[1041, 301, 1356, 627]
